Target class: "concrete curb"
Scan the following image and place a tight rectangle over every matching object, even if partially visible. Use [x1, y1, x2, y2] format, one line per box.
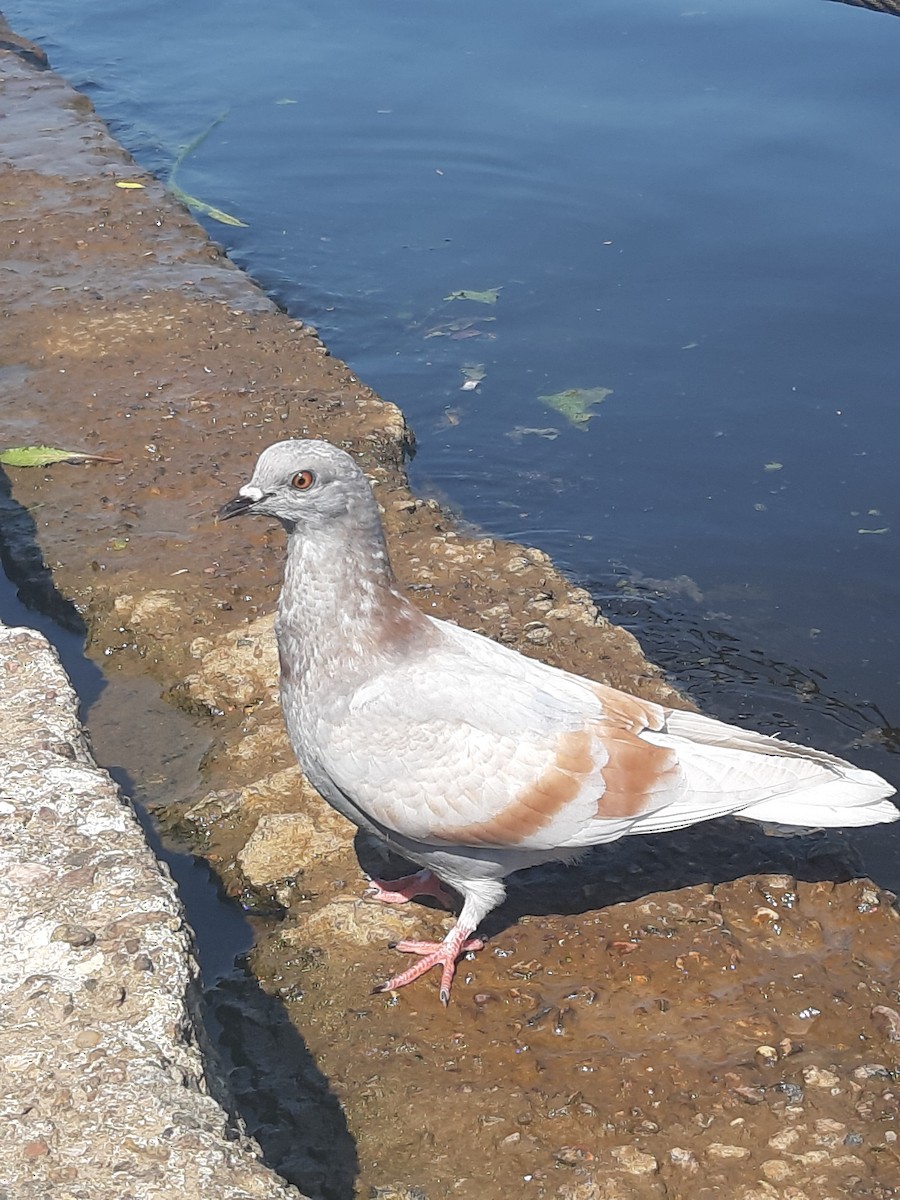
[0, 621, 304, 1199]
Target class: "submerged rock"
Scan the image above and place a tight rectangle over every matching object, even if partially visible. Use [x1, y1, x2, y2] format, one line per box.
[238, 809, 352, 887]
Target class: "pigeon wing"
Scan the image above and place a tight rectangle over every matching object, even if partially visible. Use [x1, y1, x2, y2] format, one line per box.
[311, 640, 684, 851]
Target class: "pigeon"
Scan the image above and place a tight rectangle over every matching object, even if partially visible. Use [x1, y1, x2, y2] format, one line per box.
[220, 439, 898, 1003]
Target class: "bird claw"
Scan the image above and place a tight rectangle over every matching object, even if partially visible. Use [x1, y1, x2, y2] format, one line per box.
[374, 928, 484, 1003]
[363, 869, 455, 908]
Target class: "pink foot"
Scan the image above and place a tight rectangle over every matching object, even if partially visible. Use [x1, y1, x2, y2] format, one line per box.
[373, 924, 485, 1005]
[364, 868, 455, 908]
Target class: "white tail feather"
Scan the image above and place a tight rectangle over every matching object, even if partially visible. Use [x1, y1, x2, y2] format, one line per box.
[626, 707, 897, 836]
[737, 795, 899, 828]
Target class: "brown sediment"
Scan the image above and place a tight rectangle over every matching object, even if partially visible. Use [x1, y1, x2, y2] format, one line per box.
[1, 19, 898, 1200]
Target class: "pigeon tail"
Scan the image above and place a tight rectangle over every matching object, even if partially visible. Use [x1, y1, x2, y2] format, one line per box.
[626, 707, 898, 836]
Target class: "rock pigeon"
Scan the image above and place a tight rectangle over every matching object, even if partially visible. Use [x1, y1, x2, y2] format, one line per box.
[220, 439, 898, 1003]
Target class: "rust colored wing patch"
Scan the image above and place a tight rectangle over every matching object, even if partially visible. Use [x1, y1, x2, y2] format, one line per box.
[591, 682, 667, 734]
[372, 591, 442, 656]
[436, 729, 596, 846]
[595, 726, 680, 819]
[431, 684, 679, 848]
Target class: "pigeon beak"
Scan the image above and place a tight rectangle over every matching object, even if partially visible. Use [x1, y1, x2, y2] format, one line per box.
[218, 486, 265, 521]
[218, 495, 255, 520]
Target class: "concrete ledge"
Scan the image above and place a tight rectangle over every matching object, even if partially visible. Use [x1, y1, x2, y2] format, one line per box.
[0, 621, 303, 1199]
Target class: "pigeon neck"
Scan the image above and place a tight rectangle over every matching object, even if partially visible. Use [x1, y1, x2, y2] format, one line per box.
[278, 519, 434, 675]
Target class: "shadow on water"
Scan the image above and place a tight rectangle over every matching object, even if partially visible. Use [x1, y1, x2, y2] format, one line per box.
[0, 467, 359, 1198]
[205, 972, 359, 1200]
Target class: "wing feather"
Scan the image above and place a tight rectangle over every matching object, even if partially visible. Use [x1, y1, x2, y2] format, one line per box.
[313, 628, 686, 851]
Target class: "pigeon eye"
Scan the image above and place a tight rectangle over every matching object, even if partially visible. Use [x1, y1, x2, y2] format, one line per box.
[290, 470, 316, 491]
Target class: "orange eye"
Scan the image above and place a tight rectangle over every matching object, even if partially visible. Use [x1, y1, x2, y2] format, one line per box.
[290, 470, 315, 491]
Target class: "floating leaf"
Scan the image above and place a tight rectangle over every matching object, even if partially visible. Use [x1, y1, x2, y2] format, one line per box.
[424, 316, 496, 339]
[109, 537, 130, 551]
[168, 182, 248, 227]
[506, 427, 560, 442]
[460, 365, 486, 390]
[537, 387, 613, 430]
[764, 462, 783, 472]
[444, 287, 502, 305]
[167, 113, 248, 228]
[115, 180, 145, 190]
[0, 445, 122, 468]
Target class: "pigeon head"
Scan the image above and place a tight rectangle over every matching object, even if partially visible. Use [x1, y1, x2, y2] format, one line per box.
[219, 439, 380, 535]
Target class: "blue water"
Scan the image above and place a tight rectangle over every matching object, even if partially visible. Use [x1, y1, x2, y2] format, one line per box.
[6, 1, 899, 873]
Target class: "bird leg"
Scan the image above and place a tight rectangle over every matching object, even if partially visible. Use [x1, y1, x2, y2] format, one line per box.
[374, 922, 485, 1005]
[364, 868, 455, 908]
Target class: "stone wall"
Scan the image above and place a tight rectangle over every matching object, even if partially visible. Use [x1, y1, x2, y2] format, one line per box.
[0, 621, 303, 1199]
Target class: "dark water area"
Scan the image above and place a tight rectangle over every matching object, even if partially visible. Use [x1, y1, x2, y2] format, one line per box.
[6, 0, 899, 882]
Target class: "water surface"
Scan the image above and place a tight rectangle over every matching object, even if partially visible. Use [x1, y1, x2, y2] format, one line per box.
[6, 0, 899, 870]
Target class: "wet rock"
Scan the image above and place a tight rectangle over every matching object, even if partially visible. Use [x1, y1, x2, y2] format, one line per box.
[183, 787, 247, 824]
[755, 1045, 779, 1067]
[852, 1063, 894, 1081]
[185, 614, 279, 711]
[111, 590, 210, 681]
[283, 896, 426, 950]
[705, 1142, 750, 1161]
[190, 768, 325, 827]
[760, 1159, 792, 1182]
[523, 621, 552, 644]
[667, 1147, 699, 1172]
[555, 1145, 595, 1167]
[557, 1181, 660, 1200]
[609, 1146, 659, 1175]
[369, 1186, 428, 1200]
[545, 602, 599, 625]
[216, 720, 294, 777]
[802, 1066, 841, 1089]
[871, 1005, 900, 1043]
[238, 809, 352, 887]
[813, 1117, 847, 1145]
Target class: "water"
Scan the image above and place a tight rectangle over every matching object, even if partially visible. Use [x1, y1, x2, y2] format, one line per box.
[6, 1, 899, 867]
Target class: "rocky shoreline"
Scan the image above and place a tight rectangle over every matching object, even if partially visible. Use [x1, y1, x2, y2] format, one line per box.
[1, 17, 898, 1200]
